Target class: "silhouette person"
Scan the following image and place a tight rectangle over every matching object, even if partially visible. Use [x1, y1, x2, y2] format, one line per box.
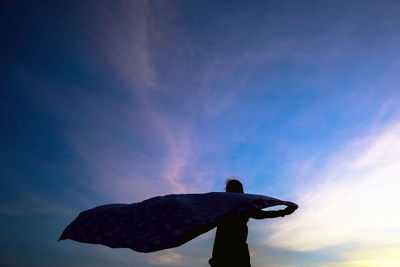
[209, 178, 297, 267]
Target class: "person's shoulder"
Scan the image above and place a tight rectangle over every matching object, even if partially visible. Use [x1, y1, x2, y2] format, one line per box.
[240, 214, 250, 222]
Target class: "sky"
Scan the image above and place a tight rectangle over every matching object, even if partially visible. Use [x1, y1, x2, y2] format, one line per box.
[1, 0, 400, 266]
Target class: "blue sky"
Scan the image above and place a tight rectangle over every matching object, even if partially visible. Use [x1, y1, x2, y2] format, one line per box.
[2, 1, 400, 266]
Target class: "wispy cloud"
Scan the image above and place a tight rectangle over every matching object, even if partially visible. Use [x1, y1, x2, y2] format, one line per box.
[146, 250, 182, 265]
[139, 105, 194, 193]
[0, 194, 76, 216]
[264, 114, 400, 265]
[85, 0, 156, 90]
[195, 41, 297, 119]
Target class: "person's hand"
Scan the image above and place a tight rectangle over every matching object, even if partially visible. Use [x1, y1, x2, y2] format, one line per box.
[282, 201, 298, 216]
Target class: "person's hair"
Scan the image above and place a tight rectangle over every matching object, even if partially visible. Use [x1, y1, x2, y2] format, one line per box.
[225, 177, 244, 193]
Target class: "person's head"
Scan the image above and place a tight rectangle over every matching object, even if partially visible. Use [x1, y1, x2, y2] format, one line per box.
[225, 177, 244, 193]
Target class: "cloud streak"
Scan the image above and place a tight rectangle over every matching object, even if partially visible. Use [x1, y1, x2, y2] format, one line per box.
[85, 0, 156, 90]
[146, 250, 182, 265]
[264, 114, 400, 265]
[0, 194, 76, 216]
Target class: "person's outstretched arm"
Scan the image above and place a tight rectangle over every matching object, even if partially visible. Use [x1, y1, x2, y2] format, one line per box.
[250, 202, 298, 219]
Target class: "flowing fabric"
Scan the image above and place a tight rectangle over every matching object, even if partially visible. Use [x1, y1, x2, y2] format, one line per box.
[59, 192, 287, 253]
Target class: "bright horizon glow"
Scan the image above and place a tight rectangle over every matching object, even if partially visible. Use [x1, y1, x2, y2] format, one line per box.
[265, 115, 400, 265]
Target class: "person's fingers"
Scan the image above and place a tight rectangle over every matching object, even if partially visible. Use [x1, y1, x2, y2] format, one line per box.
[284, 205, 297, 214]
[283, 201, 298, 209]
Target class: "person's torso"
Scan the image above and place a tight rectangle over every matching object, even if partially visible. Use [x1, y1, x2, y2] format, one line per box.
[212, 215, 249, 255]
